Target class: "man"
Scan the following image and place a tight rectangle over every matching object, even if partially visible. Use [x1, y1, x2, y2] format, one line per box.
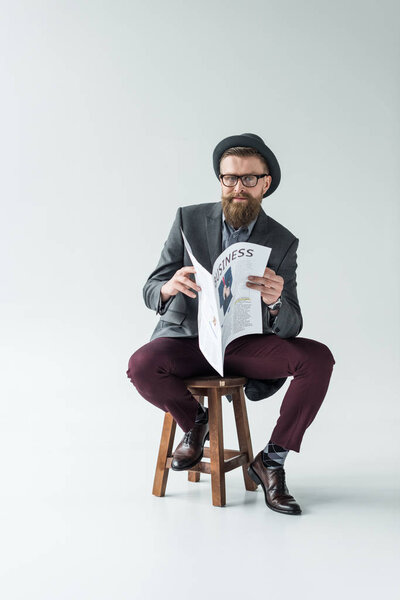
[127, 133, 335, 515]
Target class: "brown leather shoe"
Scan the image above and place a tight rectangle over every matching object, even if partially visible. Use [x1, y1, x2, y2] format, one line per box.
[248, 451, 302, 515]
[171, 419, 209, 471]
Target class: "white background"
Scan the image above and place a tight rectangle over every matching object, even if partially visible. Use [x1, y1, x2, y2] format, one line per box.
[0, 1, 399, 599]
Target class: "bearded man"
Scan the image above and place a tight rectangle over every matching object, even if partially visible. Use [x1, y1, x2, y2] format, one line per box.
[126, 133, 335, 515]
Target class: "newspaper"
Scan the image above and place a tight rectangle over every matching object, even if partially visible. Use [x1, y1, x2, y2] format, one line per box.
[181, 230, 272, 375]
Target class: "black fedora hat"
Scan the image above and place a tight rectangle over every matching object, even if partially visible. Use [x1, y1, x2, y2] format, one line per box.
[212, 133, 281, 198]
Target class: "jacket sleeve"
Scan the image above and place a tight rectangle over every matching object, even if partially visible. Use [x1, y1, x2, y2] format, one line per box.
[143, 208, 184, 315]
[261, 237, 303, 338]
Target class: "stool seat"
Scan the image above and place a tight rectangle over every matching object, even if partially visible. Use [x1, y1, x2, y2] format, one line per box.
[152, 375, 258, 507]
[184, 375, 248, 388]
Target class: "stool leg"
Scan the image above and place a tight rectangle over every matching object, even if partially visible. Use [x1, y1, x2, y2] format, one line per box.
[188, 395, 204, 483]
[232, 386, 258, 492]
[208, 389, 226, 507]
[152, 412, 176, 497]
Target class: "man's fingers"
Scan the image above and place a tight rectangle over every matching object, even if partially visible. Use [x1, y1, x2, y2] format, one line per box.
[175, 275, 202, 297]
[247, 277, 277, 289]
[176, 283, 197, 298]
[262, 272, 281, 282]
[179, 266, 196, 275]
[263, 268, 283, 282]
[248, 276, 270, 285]
[250, 272, 283, 284]
[177, 275, 201, 291]
[247, 282, 273, 293]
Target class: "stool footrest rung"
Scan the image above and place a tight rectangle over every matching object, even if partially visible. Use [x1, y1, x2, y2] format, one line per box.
[165, 450, 250, 474]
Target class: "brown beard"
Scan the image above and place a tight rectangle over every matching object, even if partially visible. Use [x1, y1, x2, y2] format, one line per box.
[221, 192, 262, 229]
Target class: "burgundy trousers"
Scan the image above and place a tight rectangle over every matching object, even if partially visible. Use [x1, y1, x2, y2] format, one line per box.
[126, 334, 335, 453]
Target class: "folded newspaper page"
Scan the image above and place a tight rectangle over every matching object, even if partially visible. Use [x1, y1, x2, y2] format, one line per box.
[181, 230, 272, 375]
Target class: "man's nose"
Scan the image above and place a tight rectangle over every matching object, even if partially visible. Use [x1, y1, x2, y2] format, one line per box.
[233, 177, 245, 193]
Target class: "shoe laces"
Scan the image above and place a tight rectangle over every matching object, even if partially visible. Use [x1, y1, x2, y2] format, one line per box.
[273, 468, 289, 495]
[183, 430, 193, 444]
[183, 419, 205, 444]
[276, 467, 286, 484]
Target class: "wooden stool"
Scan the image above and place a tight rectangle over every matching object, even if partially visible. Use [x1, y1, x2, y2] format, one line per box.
[152, 376, 258, 507]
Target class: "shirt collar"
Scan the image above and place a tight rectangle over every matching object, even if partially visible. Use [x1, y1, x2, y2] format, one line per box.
[221, 211, 258, 237]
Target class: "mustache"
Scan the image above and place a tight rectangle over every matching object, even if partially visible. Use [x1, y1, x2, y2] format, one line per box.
[226, 193, 251, 201]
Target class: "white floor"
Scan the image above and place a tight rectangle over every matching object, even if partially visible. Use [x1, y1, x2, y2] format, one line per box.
[1, 439, 398, 600]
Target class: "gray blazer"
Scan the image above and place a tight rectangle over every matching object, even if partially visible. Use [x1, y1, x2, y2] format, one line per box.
[143, 202, 303, 400]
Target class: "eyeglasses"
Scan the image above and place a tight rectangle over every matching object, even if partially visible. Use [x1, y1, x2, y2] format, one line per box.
[219, 173, 269, 188]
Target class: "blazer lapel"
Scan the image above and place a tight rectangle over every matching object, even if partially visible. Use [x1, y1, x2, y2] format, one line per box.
[248, 207, 270, 245]
[206, 203, 223, 268]
[248, 207, 284, 269]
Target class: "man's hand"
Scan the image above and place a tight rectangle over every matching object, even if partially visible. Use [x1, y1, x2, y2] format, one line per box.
[246, 266, 284, 308]
[161, 266, 201, 303]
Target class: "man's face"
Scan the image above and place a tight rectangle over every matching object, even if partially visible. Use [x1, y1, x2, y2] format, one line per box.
[220, 155, 272, 228]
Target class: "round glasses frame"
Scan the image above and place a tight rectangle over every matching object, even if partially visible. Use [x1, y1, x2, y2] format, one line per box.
[219, 173, 269, 188]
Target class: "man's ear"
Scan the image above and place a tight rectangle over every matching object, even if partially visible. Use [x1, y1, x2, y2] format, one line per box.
[264, 176, 272, 193]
